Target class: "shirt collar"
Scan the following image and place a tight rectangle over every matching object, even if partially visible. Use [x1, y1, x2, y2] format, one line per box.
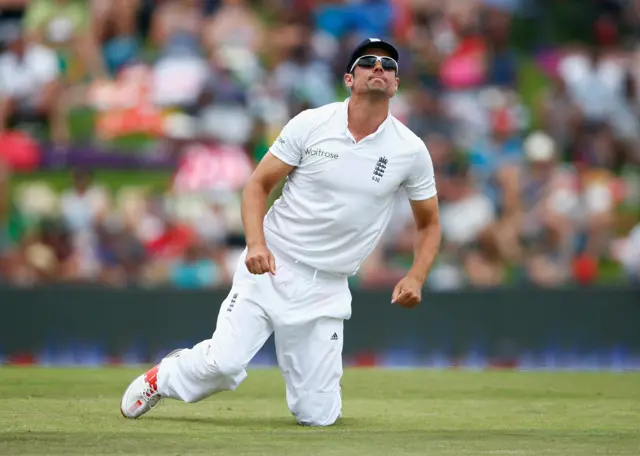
[342, 97, 393, 142]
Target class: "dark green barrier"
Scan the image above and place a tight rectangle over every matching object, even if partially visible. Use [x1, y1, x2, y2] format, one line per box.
[1, 286, 638, 362]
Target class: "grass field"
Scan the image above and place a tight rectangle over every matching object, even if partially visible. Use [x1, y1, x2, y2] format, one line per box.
[1, 368, 639, 455]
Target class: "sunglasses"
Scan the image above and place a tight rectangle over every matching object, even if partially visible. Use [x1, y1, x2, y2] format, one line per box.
[350, 55, 399, 74]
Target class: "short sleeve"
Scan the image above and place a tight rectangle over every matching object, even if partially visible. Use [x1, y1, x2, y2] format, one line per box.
[268, 111, 310, 166]
[403, 143, 437, 201]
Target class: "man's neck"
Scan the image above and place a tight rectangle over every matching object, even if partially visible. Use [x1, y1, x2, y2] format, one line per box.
[347, 96, 390, 142]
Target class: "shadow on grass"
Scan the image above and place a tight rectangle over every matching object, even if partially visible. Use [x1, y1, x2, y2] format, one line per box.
[145, 415, 360, 429]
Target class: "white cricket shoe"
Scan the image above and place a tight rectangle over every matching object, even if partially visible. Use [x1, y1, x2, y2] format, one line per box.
[120, 349, 183, 419]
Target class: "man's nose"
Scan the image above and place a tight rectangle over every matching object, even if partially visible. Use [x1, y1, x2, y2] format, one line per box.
[373, 61, 384, 72]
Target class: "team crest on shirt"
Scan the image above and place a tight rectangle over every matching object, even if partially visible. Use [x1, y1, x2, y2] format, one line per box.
[372, 156, 388, 182]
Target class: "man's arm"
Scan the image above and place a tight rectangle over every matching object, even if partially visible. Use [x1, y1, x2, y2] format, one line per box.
[391, 196, 441, 308]
[241, 109, 309, 273]
[406, 196, 441, 283]
[241, 151, 295, 274]
[392, 139, 440, 307]
[242, 151, 294, 248]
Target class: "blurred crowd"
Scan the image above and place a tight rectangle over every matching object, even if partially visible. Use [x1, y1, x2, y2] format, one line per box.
[0, 0, 639, 290]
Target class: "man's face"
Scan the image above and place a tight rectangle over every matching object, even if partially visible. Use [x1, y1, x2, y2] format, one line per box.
[345, 48, 399, 99]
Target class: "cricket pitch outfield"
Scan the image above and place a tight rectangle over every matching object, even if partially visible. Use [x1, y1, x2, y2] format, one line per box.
[1, 367, 639, 455]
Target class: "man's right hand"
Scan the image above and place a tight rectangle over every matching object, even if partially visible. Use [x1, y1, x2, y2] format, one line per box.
[245, 244, 276, 275]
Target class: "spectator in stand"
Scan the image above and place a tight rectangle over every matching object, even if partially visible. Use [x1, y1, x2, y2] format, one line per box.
[94, 216, 147, 287]
[560, 47, 623, 127]
[149, 0, 203, 51]
[466, 105, 524, 263]
[611, 222, 640, 285]
[573, 157, 617, 261]
[611, 71, 640, 163]
[23, 0, 105, 80]
[537, 73, 582, 158]
[438, 161, 503, 288]
[0, 0, 637, 290]
[195, 56, 254, 145]
[20, 218, 74, 284]
[272, 24, 337, 109]
[145, 214, 195, 262]
[169, 241, 226, 289]
[149, 0, 210, 111]
[485, 6, 519, 88]
[519, 131, 574, 286]
[0, 28, 69, 146]
[59, 168, 109, 236]
[406, 87, 455, 142]
[202, 0, 265, 56]
[91, 0, 142, 76]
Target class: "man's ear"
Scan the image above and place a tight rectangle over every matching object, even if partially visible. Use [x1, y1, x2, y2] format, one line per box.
[344, 73, 354, 89]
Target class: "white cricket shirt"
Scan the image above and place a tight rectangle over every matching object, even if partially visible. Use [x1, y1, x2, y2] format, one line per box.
[0, 44, 59, 101]
[264, 98, 437, 276]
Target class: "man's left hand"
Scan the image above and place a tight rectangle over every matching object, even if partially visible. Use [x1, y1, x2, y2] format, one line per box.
[391, 275, 422, 308]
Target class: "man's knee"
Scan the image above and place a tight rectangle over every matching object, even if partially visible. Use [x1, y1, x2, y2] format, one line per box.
[298, 416, 340, 427]
[291, 392, 341, 427]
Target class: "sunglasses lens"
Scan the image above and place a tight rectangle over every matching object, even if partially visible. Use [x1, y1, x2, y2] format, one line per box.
[381, 58, 398, 71]
[357, 56, 378, 68]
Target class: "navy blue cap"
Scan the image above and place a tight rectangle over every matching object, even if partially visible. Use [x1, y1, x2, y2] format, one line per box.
[346, 38, 399, 73]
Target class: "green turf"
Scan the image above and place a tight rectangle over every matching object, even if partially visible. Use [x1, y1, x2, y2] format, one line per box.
[0, 368, 638, 455]
[9, 170, 174, 194]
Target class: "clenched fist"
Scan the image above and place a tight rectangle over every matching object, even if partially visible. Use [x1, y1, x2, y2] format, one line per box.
[245, 244, 276, 275]
[391, 275, 422, 309]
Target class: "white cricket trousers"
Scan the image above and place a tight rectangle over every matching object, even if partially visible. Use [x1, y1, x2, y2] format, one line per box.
[157, 245, 352, 427]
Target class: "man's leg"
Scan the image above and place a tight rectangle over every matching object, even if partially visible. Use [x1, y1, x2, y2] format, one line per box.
[121, 283, 273, 418]
[158, 289, 273, 403]
[275, 317, 344, 427]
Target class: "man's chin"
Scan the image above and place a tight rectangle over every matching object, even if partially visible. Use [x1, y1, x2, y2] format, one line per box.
[365, 83, 388, 93]
[364, 87, 391, 98]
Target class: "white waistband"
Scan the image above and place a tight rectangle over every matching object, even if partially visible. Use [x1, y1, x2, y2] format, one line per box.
[269, 244, 348, 282]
